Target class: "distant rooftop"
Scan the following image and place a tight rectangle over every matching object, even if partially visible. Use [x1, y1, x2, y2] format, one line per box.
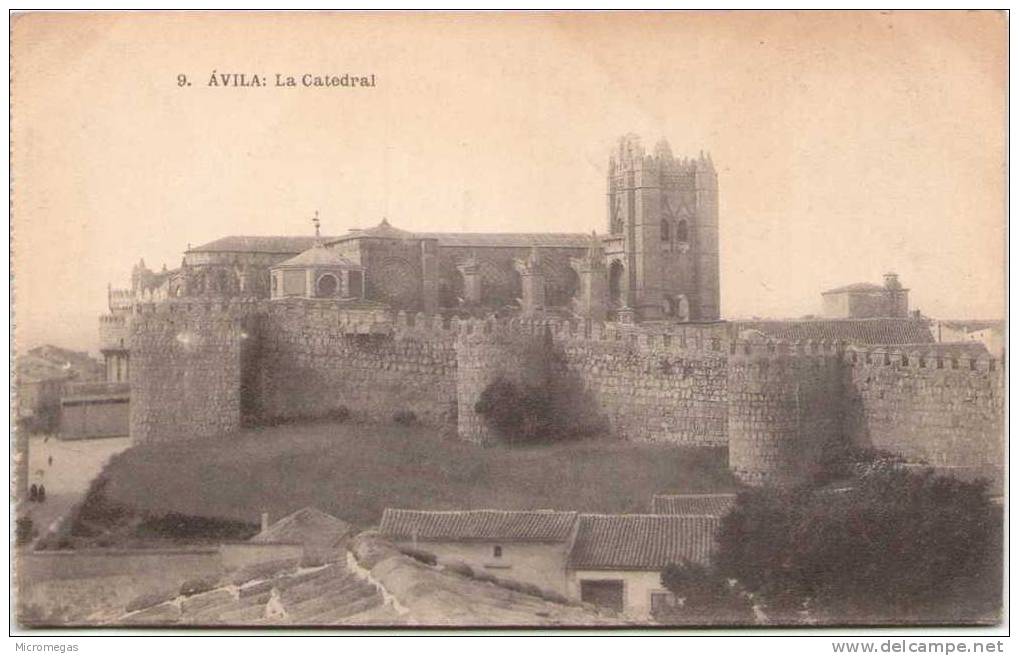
[822, 282, 886, 295]
[734, 318, 935, 345]
[189, 236, 340, 254]
[379, 508, 578, 543]
[272, 245, 361, 269]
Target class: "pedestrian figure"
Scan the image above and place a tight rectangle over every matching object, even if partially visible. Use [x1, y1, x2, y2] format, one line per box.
[48, 455, 53, 466]
[37, 485, 46, 503]
[29, 484, 37, 502]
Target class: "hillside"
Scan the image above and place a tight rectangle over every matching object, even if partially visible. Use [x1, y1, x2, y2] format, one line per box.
[55, 420, 738, 547]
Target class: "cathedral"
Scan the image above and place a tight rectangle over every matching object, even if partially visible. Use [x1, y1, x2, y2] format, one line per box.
[120, 134, 720, 324]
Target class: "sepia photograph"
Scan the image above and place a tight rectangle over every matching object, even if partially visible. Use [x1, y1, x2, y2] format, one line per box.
[9, 9, 1007, 639]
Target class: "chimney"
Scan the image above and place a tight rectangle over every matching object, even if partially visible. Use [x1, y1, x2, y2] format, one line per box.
[260, 512, 270, 533]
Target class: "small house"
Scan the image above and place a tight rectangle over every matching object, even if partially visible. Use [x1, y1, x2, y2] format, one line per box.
[566, 514, 720, 617]
[378, 508, 578, 594]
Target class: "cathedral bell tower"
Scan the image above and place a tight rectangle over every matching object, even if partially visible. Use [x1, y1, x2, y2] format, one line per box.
[606, 134, 719, 322]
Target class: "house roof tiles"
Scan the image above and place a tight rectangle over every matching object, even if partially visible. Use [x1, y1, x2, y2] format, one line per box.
[379, 509, 578, 543]
[650, 494, 737, 517]
[734, 318, 935, 345]
[568, 514, 719, 570]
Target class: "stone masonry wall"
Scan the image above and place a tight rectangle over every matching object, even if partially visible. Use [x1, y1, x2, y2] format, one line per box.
[727, 341, 843, 485]
[456, 318, 731, 446]
[255, 303, 458, 427]
[555, 322, 730, 446]
[843, 347, 1004, 471]
[130, 300, 265, 443]
[128, 299, 1003, 487]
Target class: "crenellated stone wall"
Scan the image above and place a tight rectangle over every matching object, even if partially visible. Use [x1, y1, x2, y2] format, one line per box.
[727, 341, 844, 485]
[129, 299, 266, 443]
[842, 346, 1004, 473]
[554, 322, 730, 446]
[127, 300, 1004, 486]
[255, 303, 458, 427]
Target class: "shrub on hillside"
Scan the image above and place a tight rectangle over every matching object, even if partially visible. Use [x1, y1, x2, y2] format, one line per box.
[656, 560, 754, 625]
[327, 406, 351, 423]
[135, 512, 259, 543]
[393, 410, 417, 425]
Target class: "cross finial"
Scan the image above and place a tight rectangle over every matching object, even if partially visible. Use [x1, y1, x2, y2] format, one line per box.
[312, 210, 321, 237]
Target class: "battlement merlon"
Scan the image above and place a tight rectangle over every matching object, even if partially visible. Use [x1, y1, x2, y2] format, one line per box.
[843, 345, 1002, 373]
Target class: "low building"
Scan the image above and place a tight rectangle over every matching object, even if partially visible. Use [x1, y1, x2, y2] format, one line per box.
[821, 273, 909, 319]
[378, 508, 578, 595]
[650, 493, 736, 517]
[250, 507, 353, 562]
[379, 507, 723, 618]
[566, 514, 719, 617]
[935, 320, 1005, 357]
[58, 381, 131, 439]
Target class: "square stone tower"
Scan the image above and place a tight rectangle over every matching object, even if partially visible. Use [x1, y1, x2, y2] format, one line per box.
[605, 135, 720, 321]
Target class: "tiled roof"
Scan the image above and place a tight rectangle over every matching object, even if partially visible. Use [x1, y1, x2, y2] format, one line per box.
[568, 514, 719, 570]
[251, 508, 353, 550]
[822, 282, 885, 294]
[734, 319, 935, 345]
[272, 245, 361, 269]
[121, 562, 387, 626]
[379, 509, 577, 543]
[650, 494, 736, 517]
[189, 236, 339, 254]
[119, 534, 621, 627]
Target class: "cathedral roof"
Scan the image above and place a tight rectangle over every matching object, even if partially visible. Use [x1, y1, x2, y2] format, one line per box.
[189, 235, 340, 254]
[331, 218, 416, 241]
[272, 245, 361, 269]
[416, 232, 593, 249]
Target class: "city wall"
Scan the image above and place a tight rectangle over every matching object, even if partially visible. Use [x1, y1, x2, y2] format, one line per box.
[130, 300, 264, 443]
[254, 303, 458, 427]
[842, 346, 1004, 473]
[128, 301, 1004, 485]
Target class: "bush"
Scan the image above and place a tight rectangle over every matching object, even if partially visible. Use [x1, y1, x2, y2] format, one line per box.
[656, 560, 754, 625]
[474, 372, 605, 445]
[327, 406, 351, 423]
[135, 512, 259, 542]
[393, 410, 417, 425]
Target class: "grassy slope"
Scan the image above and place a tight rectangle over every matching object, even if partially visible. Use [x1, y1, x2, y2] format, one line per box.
[98, 420, 738, 528]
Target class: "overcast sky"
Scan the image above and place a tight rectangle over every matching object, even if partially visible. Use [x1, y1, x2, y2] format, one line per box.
[12, 11, 1006, 354]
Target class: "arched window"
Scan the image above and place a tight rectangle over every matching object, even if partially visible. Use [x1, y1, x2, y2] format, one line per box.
[316, 273, 339, 297]
[661, 219, 670, 241]
[609, 260, 625, 307]
[676, 220, 689, 242]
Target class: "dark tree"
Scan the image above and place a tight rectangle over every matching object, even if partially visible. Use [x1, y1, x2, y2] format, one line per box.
[715, 464, 1002, 624]
[656, 560, 755, 625]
